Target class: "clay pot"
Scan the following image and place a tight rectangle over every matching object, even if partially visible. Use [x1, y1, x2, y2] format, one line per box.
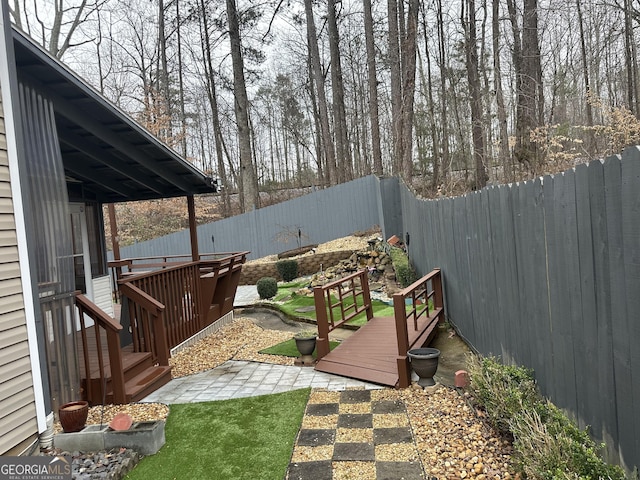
[58, 401, 89, 433]
[407, 348, 440, 388]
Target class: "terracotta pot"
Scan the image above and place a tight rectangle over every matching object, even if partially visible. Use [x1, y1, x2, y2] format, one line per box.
[407, 348, 440, 388]
[58, 401, 89, 433]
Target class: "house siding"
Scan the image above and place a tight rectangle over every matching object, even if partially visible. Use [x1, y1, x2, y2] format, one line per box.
[0, 86, 39, 455]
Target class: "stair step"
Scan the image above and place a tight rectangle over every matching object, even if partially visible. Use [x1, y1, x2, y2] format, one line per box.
[88, 351, 152, 379]
[105, 366, 172, 404]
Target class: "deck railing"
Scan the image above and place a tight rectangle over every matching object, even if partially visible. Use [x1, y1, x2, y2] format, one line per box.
[393, 268, 444, 387]
[314, 269, 373, 358]
[116, 252, 248, 354]
[75, 294, 126, 404]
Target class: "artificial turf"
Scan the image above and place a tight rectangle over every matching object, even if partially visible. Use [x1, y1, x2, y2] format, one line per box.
[273, 282, 395, 327]
[125, 388, 310, 480]
[258, 337, 340, 357]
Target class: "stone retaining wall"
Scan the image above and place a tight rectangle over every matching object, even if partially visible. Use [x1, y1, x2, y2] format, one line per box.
[239, 250, 355, 285]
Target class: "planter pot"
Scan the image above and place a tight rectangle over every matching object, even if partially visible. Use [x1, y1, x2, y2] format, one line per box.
[294, 335, 317, 365]
[58, 401, 89, 433]
[407, 348, 440, 387]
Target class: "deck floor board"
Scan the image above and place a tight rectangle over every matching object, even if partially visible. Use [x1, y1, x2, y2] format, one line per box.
[315, 315, 440, 387]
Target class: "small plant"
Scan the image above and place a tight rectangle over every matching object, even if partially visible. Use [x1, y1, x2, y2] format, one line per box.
[294, 329, 317, 339]
[256, 277, 278, 299]
[389, 246, 417, 287]
[276, 259, 299, 282]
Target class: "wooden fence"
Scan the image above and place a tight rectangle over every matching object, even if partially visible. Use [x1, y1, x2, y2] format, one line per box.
[399, 148, 640, 473]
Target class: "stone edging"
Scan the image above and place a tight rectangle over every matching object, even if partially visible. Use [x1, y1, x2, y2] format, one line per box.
[239, 250, 355, 285]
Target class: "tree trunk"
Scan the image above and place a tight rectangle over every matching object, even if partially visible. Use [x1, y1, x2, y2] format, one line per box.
[388, 0, 403, 175]
[508, 0, 542, 170]
[327, 0, 352, 183]
[304, 0, 337, 185]
[576, 0, 595, 154]
[437, 0, 450, 182]
[363, 0, 384, 175]
[199, 0, 230, 216]
[492, 0, 512, 181]
[463, 0, 487, 189]
[400, 0, 419, 182]
[226, 0, 259, 211]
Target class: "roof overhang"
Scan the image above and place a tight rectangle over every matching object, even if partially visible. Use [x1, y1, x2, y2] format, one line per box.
[11, 26, 217, 203]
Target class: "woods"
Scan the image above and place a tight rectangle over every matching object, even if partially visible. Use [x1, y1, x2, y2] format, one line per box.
[11, 0, 640, 209]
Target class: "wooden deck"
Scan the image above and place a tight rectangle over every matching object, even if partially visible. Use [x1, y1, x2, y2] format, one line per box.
[315, 312, 441, 387]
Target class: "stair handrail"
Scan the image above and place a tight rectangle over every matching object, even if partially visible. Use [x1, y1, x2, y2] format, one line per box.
[75, 294, 127, 404]
[118, 281, 169, 366]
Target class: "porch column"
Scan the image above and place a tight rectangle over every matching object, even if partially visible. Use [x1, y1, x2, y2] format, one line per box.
[187, 195, 199, 261]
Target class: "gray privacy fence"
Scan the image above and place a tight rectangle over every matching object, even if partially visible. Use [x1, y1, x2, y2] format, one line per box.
[399, 148, 640, 472]
[113, 175, 402, 261]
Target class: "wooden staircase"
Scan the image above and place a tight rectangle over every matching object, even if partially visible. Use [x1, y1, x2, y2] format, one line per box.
[82, 349, 172, 405]
[76, 294, 172, 406]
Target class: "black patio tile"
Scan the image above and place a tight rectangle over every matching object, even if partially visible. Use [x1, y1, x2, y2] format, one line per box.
[306, 403, 339, 416]
[372, 399, 406, 414]
[332, 442, 375, 461]
[376, 461, 425, 479]
[337, 413, 373, 428]
[287, 460, 333, 480]
[340, 389, 371, 403]
[296, 428, 336, 446]
[373, 427, 414, 444]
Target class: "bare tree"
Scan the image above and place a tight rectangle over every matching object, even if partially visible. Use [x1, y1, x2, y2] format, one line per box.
[327, 0, 352, 182]
[492, 0, 511, 181]
[304, 0, 337, 185]
[363, 0, 383, 175]
[462, 0, 488, 189]
[226, 0, 259, 211]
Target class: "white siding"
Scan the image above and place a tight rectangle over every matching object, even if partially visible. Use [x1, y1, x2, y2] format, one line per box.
[92, 275, 114, 317]
[0, 84, 38, 455]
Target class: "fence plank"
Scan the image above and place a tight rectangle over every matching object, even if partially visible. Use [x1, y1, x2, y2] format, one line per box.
[573, 164, 600, 432]
[621, 148, 640, 467]
[587, 159, 619, 458]
[603, 156, 633, 466]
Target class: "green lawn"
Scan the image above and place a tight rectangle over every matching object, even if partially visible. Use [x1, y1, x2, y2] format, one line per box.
[125, 389, 310, 480]
[273, 281, 394, 327]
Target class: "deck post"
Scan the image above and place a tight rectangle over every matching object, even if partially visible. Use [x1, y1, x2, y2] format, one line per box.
[432, 268, 444, 322]
[187, 195, 199, 262]
[314, 287, 331, 359]
[360, 270, 374, 321]
[394, 292, 411, 388]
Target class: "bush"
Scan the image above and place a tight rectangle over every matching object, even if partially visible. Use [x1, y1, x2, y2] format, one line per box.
[467, 355, 626, 480]
[389, 246, 417, 287]
[256, 277, 278, 299]
[276, 259, 299, 282]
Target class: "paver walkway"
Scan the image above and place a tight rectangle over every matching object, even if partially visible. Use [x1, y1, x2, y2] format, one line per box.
[142, 360, 381, 404]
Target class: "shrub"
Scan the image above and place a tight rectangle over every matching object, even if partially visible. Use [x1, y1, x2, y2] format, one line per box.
[256, 277, 278, 299]
[389, 246, 417, 287]
[467, 355, 539, 434]
[276, 259, 299, 282]
[467, 355, 626, 480]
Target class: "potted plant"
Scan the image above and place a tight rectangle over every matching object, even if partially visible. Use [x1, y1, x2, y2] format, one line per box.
[294, 330, 317, 365]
